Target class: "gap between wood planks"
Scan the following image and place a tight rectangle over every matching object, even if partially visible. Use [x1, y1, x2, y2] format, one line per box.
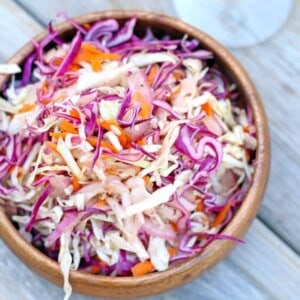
[7, 0, 300, 258]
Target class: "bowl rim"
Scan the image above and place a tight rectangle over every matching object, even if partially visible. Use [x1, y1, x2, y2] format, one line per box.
[0, 9, 270, 297]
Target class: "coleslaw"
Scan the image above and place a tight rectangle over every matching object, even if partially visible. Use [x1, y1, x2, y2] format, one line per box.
[0, 15, 257, 299]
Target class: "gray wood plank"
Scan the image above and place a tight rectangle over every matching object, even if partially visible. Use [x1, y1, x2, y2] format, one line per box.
[0, 0, 43, 60]
[0, 1, 300, 299]
[15, 0, 177, 26]
[1, 220, 299, 300]
[230, 3, 300, 252]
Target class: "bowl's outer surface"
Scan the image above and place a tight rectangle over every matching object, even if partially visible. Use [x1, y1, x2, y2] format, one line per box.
[0, 10, 270, 298]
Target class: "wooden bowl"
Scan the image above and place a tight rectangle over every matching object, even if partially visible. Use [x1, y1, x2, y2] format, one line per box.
[0, 10, 270, 298]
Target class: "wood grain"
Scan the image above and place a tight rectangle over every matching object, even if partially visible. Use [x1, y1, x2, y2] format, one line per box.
[0, 0, 299, 299]
[0, 0, 42, 60]
[15, 0, 177, 25]
[231, 2, 300, 252]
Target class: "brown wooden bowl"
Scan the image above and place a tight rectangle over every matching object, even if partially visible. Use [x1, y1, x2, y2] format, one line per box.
[0, 10, 270, 298]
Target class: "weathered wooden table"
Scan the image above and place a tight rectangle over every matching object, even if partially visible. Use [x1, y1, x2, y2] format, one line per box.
[0, 1, 299, 299]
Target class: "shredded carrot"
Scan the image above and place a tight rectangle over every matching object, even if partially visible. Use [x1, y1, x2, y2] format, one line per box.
[167, 85, 181, 102]
[97, 119, 119, 131]
[39, 82, 52, 105]
[118, 134, 132, 148]
[100, 154, 111, 160]
[94, 199, 107, 209]
[45, 141, 60, 154]
[72, 176, 82, 192]
[132, 92, 152, 118]
[212, 200, 234, 227]
[170, 222, 178, 233]
[131, 260, 154, 276]
[59, 120, 78, 134]
[9, 166, 23, 177]
[51, 57, 63, 67]
[86, 136, 118, 153]
[90, 255, 108, 273]
[41, 81, 49, 94]
[243, 125, 250, 133]
[136, 137, 145, 146]
[97, 119, 132, 149]
[245, 151, 250, 162]
[105, 168, 120, 175]
[71, 42, 121, 72]
[147, 64, 159, 86]
[202, 102, 213, 116]
[90, 265, 101, 274]
[18, 103, 35, 114]
[16, 167, 23, 178]
[101, 140, 118, 153]
[83, 23, 91, 30]
[70, 108, 80, 119]
[196, 200, 204, 212]
[93, 255, 108, 266]
[168, 247, 177, 257]
[50, 132, 67, 139]
[173, 69, 184, 80]
[41, 99, 52, 105]
[86, 136, 98, 147]
[143, 176, 151, 186]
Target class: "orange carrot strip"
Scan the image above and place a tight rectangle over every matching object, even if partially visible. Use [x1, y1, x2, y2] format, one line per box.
[97, 119, 119, 131]
[202, 102, 213, 116]
[196, 200, 204, 212]
[97, 119, 132, 149]
[86, 136, 98, 147]
[71, 43, 121, 72]
[10, 166, 23, 177]
[168, 247, 177, 257]
[170, 222, 178, 233]
[245, 151, 250, 162]
[18, 103, 35, 113]
[131, 260, 154, 276]
[51, 57, 63, 67]
[83, 23, 91, 30]
[132, 92, 152, 119]
[59, 120, 78, 134]
[70, 108, 80, 119]
[243, 125, 250, 133]
[118, 134, 131, 148]
[105, 168, 120, 175]
[143, 176, 151, 186]
[50, 132, 67, 139]
[167, 85, 181, 102]
[101, 140, 118, 153]
[93, 255, 108, 266]
[173, 69, 184, 80]
[212, 200, 234, 227]
[147, 64, 159, 86]
[72, 176, 82, 192]
[90, 265, 101, 274]
[86, 136, 118, 153]
[136, 137, 145, 146]
[45, 141, 60, 154]
[94, 199, 107, 209]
